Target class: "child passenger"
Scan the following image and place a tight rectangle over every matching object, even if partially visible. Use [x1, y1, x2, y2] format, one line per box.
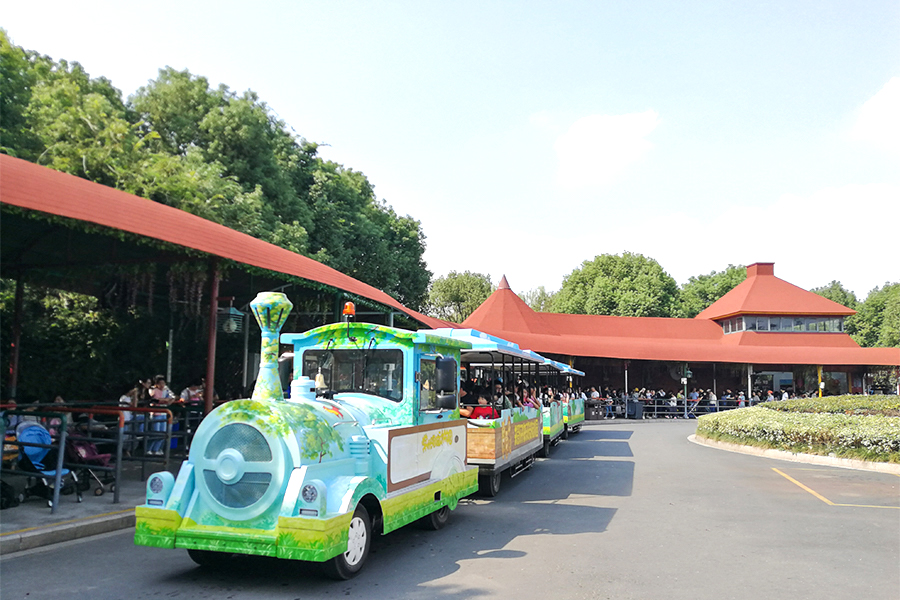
[459, 391, 499, 420]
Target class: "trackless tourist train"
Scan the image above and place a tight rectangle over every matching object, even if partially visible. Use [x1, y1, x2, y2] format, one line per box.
[135, 292, 583, 578]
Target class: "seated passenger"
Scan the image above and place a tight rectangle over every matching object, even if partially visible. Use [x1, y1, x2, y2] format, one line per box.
[460, 392, 499, 420]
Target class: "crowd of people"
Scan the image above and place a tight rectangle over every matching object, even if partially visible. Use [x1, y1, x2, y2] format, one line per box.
[459, 380, 592, 420]
[455, 380, 811, 422]
[116, 375, 213, 455]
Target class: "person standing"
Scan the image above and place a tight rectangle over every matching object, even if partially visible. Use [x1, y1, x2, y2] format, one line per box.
[148, 376, 174, 456]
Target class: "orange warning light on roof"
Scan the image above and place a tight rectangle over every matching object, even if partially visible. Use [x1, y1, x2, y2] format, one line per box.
[342, 302, 356, 317]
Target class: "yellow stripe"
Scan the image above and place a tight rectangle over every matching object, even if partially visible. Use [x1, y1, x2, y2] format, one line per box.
[772, 468, 900, 509]
[0, 508, 135, 536]
[832, 503, 900, 510]
[772, 468, 835, 505]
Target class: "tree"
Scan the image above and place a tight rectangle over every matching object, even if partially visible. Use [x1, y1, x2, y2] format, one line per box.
[677, 265, 746, 318]
[522, 286, 556, 312]
[0, 29, 44, 160]
[811, 281, 859, 310]
[852, 283, 900, 348]
[551, 253, 679, 317]
[2, 37, 432, 309]
[426, 272, 493, 323]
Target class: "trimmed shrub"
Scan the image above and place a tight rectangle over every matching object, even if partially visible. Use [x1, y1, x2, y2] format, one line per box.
[697, 399, 900, 463]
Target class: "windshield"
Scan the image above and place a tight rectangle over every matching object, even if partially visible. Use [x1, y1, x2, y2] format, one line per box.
[302, 349, 404, 402]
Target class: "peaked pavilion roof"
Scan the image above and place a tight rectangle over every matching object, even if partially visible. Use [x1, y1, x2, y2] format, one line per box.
[462, 273, 898, 367]
[697, 263, 856, 320]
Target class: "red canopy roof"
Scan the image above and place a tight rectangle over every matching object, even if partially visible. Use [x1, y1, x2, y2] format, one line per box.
[463, 277, 899, 367]
[0, 155, 446, 328]
[697, 263, 856, 320]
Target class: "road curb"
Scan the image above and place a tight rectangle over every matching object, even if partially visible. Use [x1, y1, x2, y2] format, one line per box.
[689, 434, 900, 475]
[0, 509, 135, 556]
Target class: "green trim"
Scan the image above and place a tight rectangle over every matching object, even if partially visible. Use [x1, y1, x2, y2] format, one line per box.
[382, 469, 478, 534]
[564, 413, 585, 425]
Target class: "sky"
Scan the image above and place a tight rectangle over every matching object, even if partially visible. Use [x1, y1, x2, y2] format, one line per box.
[4, 1, 899, 300]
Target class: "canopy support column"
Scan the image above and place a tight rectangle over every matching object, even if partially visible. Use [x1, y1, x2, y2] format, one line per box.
[747, 364, 752, 402]
[7, 276, 23, 400]
[204, 260, 220, 415]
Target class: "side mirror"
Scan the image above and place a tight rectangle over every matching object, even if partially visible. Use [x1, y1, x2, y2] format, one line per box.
[435, 357, 458, 393]
[437, 394, 457, 410]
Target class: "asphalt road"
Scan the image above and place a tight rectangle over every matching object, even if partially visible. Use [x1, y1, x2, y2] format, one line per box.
[2, 421, 898, 600]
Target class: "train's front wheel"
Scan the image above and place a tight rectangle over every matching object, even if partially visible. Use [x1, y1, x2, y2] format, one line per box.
[323, 504, 371, 580]
[188, 549, 234, 569]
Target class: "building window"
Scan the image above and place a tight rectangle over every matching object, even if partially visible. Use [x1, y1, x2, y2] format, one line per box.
[725, 315, 846, 334]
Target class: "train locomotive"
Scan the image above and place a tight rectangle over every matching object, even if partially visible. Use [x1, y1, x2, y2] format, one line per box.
[135, 292, 479, 579]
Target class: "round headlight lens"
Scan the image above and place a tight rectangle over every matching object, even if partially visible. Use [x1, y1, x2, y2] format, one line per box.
[149, 476, 163, 494]
[301, 484, 318, 503]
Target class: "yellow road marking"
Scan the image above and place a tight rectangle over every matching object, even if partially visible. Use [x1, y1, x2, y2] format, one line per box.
[0, 508, 135, 537]
[772, 468, 900, 510]
[773, 468, 835, 505]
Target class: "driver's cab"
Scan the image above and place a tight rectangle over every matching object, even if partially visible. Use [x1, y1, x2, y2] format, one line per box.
[280, 323, 470, 429]
[416, 354, 459, 426]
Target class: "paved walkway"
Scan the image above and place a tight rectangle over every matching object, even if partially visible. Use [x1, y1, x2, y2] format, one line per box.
[0, 461, 170, 555]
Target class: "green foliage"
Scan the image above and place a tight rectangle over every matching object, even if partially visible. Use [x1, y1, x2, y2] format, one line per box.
[676, 265, 745, 318]
[0, 29, 43, 159]
[522, 286, 556, 312]
[426, 271, 493, 323]
[696, 403, 900, 462]
[852, 283, 900, 348]
[811, 281, 858, 310]
[759, 395, 900, 416]
[551, 252, 679, 317]
[0, 279, 213, 403]
[2, 39, 430, 310]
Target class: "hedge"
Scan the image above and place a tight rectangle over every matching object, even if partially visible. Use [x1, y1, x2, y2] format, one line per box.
[696, 397, 900, 463]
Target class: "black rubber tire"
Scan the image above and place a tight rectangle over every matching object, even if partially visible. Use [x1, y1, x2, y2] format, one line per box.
[322, 504, 371, 580]
[539, 439, 551, 458]
[421, 505, 451, 530]
[187, 548, 234, 569]
[479, 471, 501, 497]
[94, 486, 104, 496]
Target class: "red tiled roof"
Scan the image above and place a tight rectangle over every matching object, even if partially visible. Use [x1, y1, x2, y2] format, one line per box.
[462, 278, 899, 367]
[696, 262, 856, 320]
[0, 155, 447, 328]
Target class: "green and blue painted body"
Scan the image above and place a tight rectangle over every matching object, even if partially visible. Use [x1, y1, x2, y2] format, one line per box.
[563, 396, 585, 431]
[542, 400, 565, 443]
[135, 293, 479, 564]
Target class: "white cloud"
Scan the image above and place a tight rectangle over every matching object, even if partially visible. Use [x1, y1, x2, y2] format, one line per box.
[588, 183, 900, 299]
[849, 76, 900, 154]
[553, 110, 660, 189]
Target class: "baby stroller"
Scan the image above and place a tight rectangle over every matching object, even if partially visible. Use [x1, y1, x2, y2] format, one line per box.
[65, 437, 114, 496]
[16, 422, 82, 507]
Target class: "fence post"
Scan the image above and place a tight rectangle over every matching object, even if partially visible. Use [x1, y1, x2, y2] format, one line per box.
[114, 418, 123, 504]
[50, 416, 68, 515]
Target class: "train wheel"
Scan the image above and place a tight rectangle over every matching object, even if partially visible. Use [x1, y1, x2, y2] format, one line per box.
[538, 439, 551, 458]
[421, 505, 451, 530]
[188, 549, 234, 569]
[323, 504, 371, 580]
[479, 472, 501, 497]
